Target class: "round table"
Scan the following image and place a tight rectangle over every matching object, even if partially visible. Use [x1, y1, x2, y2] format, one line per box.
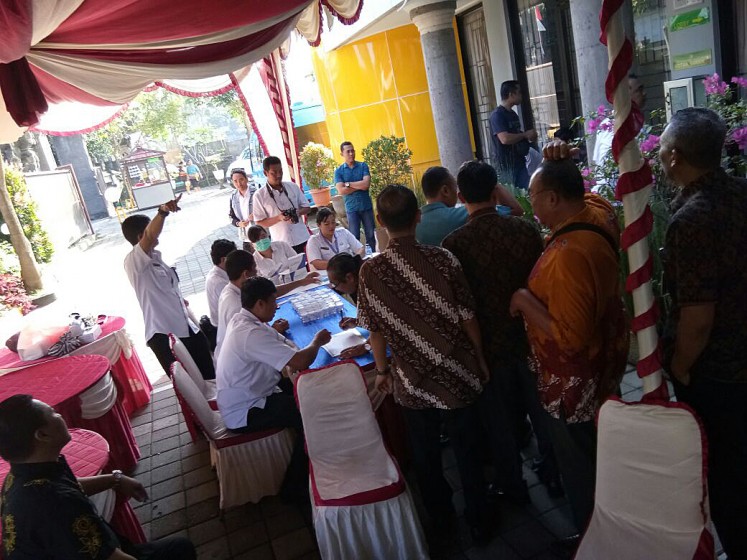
[0, 355, 140, 471]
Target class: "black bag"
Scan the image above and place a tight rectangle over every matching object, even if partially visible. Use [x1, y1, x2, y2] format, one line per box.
[199, 315, 217, 351]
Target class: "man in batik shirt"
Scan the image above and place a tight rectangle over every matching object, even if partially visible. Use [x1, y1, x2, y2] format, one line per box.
[510, 153, 627, 540]
[659, 108, 747, 559]
[357, 184, 492, 544]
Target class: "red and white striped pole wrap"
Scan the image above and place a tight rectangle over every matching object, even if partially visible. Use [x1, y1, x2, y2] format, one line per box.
[259, 51, 301, 186]
[600, 0, 668, 400]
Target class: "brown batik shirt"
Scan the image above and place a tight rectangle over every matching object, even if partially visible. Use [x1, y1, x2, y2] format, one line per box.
[443, 209, 543, 369]
[357, 236, 483, 410]
[662, 168, 747, 383]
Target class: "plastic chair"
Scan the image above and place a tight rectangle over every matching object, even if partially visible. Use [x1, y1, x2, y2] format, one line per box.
[169, 334, 217, 401]
[170, 362, 294, 511]
[295, 361, 427, 560]
[575, 398, 715, 560]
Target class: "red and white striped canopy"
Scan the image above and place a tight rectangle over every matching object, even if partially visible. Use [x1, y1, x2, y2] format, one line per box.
[0, 0, 362, 142]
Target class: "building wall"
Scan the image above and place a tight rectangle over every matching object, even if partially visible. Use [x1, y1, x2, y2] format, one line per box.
[311, 23, 474, 178]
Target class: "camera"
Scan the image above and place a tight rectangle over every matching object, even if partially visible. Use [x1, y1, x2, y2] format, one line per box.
[282, 207, 300, 224]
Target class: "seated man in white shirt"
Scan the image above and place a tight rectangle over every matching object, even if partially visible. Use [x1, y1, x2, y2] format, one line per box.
[215, 250, 319, 357]
[247, 225, 301, 282]
[216, 276, 331, 501]
[306, 207, 364, 271]
[122, 196, 215, 379]
[252, 156, 311, 254]
[203, 239, 237, 349]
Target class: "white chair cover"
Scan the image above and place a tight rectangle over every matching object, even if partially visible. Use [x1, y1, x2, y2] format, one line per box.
[90, 488, 116, 522]
[576, 399, 715, 560]
[296, 361, 427, 560]
[169, 335, 216, 400]
[171, 363, 293, 509]
[79, 372, 118, 419]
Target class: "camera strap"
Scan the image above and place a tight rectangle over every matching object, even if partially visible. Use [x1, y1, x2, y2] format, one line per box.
[265, 183, 296, 212]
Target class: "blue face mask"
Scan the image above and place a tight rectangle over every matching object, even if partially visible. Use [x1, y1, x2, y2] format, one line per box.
[255, 238, 271, 252]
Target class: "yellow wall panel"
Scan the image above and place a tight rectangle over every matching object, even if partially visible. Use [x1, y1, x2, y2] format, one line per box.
[398, 93, 439, 165]
[326, 38, 396, 111]
[324, 112, 345, 156]
[311, 50, 338, 114]
[336, 101, 404, 151]
[386, 25, 429, 97]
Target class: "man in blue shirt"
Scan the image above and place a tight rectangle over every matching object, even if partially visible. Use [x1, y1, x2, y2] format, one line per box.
[415, 166, 468, 246]
[334, 141, 376, 252]
[489, 80, 537, 190]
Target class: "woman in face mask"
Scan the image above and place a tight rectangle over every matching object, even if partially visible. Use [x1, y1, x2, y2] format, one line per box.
[247, 225, 299, 282]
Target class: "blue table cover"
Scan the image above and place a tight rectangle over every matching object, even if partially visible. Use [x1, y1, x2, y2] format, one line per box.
[275, 285, 374, 370]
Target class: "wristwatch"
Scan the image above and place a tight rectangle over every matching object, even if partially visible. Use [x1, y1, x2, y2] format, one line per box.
[364, 343, 371, 352]
[111, 469, 123, 488]
[375, 364, 391, 376]
[344, 182, 350, 188]
[157, 207, 169, 217]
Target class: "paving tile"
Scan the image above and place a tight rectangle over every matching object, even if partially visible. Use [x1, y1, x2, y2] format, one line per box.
[150, 447, 182, 469]
[151, 509, 188, 540]
[133, 423, 151, 437]
[223, 504, 263, 532]
[182, 450, 211, 473]
[195, 536, 230, 560]
[152, 435, 181, 454]
[133, 456, 152, 475]
[501, 519, 556, 559]
[537, 505, 576, 539]
[153, 404, 178, 420]
[271, 526, 316, 560]
[265, 506, 307, 539]
[464, 537, 522, 560]
[153, 396, 177, 410]
[184, 465, 217, 487]
[151, 461, 182, 484]
[135, 431, 152, 448]
[151, 476, 185, 500]
[152, 420, 180, 438]
[528, 483, 567, 515]
[140, 522, 151, 541]
[154, 388, 175, 401]
[131, 413, 153, 427]
[133, 503, 152, 524]
[186, 480, 219, 506]
[181, 439, 209, 457]
[260, 495, 298, 519]
[152, 491, 186, 518]
[188, 516, 228, 547]
[186, 497, 221, 525]
[227, 521, 269, 555]
[232, 544, 274, 560]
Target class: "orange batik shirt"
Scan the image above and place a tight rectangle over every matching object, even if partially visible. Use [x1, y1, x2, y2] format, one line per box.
[526, 194, 629, 423]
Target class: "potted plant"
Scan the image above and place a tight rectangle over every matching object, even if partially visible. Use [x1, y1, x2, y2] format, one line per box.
[300, 142, 336, 207]
[361, 135, 413, 251]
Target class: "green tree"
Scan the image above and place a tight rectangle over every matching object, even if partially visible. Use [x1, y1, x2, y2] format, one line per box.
[4, 167, 54, 264]
[361, 136, 413, 200]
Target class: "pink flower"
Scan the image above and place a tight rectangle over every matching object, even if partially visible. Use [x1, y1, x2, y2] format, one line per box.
[704, 73, 729, 96]
[731, 76, 747, 89]
[580, 167, 596, 192]
[599, 120, 614, 133]
[639, 134, 660, 153]
[587, 117, 602, 134]
[597, 105, 607, 116]
[731, 127, 747, 150]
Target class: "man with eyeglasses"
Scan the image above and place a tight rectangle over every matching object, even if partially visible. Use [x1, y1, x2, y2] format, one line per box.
[509, 144, 628, 553]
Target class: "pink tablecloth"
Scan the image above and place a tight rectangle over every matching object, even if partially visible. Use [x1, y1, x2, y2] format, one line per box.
[0, 316, 152, 415]
[0, 428, 145, 549]
[0, 355, 140, 471]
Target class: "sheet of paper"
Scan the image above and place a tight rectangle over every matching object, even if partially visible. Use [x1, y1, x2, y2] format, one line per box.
[322, 328, 366, 357]
[278, 278, 327, 298]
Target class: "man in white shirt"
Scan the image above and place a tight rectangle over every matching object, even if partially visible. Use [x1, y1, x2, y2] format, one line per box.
[252, 156, 310, 253]
[204, 239, 236, 349]
[121, 196, 215, 379]
[215, 250, 318, 357]
[216, 276, 331, 501]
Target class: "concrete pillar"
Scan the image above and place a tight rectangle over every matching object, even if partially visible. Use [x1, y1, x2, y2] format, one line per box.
[33, 133, 56, 172]
[49, 135, 108, 220]
[408, 0, 473, 174]
[570, 0, 610, 118]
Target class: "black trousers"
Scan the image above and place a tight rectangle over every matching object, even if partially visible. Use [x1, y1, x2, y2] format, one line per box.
[292, 241, 307, 254]
[235, 378, 308, 499]
[123, 535, 195, 560]
[147, 329, 215, 380]
[544, 412, 596, 533]
[402, 405, 487, 528]
[674, 376, 747, 560]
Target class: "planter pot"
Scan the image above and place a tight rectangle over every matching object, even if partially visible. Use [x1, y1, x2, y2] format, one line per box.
[331, 195, 348, 228]
[310, 187, 332, 207]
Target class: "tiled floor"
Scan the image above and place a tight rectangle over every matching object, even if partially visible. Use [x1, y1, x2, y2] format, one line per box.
[20, 184, 715, 559]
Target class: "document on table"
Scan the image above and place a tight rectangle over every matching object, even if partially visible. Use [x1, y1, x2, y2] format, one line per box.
[322, 328, 366, 357]
[279, 277, 328, 298]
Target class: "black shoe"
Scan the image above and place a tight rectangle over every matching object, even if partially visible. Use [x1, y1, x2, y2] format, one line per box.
[486, 482, 530, 506]
[550, 534, 581, 558]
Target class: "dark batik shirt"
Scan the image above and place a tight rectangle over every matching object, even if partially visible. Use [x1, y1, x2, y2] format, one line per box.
[357, 236, 483, 410]
[1, 456, 120, 560]
[662, 168, 747, 383]
[443, 209, 543, 368]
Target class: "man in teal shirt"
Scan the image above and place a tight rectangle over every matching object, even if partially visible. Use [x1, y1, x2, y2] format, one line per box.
[334, 141, 376, 252]
[415, 166, 468, 246]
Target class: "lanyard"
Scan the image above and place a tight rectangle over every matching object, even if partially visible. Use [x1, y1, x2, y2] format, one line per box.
[321, 231, 339, 253]
[265, 183, 295, 211]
